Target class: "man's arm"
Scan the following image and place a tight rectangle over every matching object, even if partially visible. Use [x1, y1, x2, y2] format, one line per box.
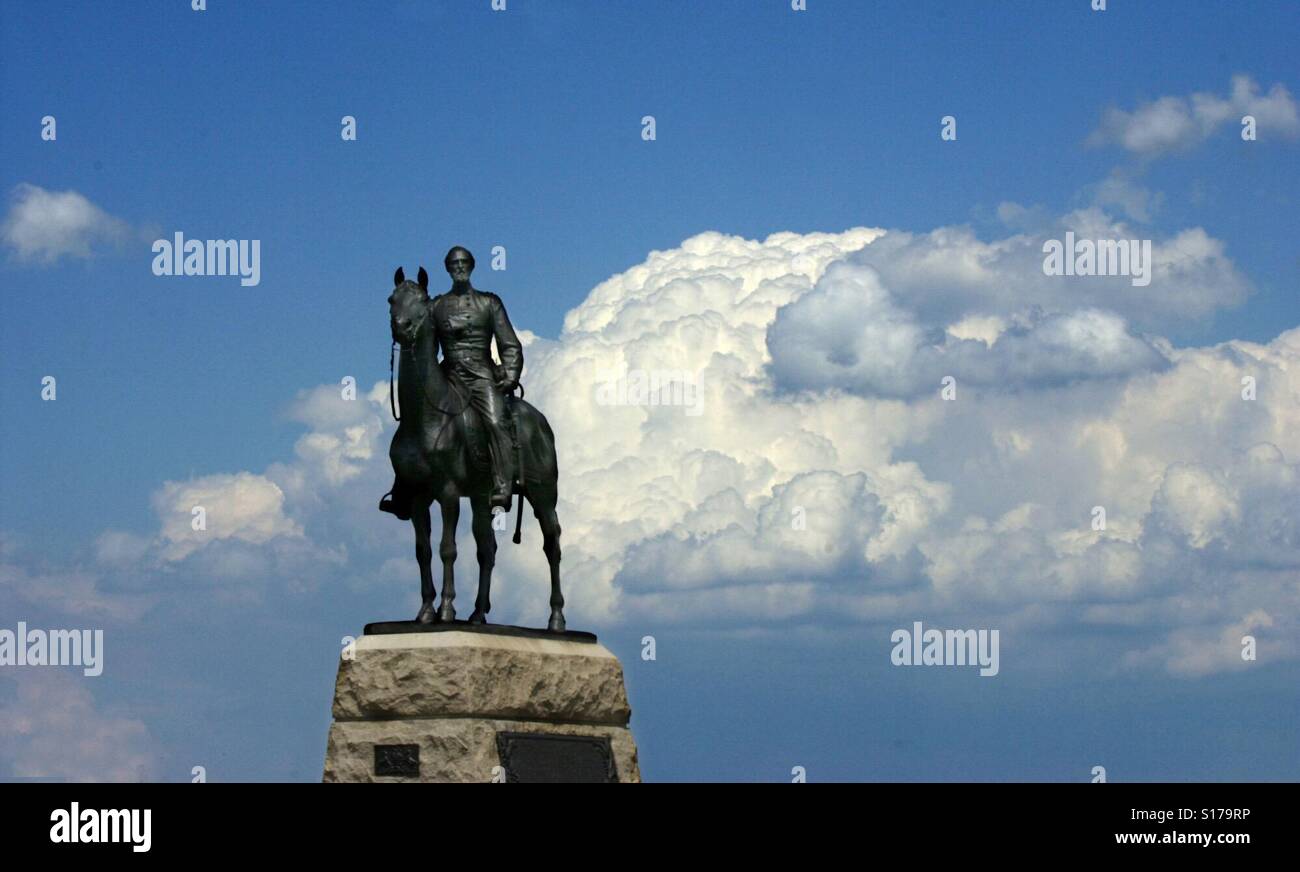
[489, 293, 523, 388]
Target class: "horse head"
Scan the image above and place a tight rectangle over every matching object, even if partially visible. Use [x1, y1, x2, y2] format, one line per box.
[389, 266, 431, 348]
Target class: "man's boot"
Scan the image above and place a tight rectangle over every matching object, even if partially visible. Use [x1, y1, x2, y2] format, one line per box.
[486, 409, 515, 513]
[378, 479, 412, 521]
[489, 485, 512, 514]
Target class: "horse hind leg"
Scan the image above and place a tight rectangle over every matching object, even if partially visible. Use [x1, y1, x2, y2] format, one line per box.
[468, 493, 495, 624]
[531, 492, 565, 633]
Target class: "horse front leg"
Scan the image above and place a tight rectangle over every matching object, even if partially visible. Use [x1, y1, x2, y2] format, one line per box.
[437, 496, 461, 622]
[468, 493, 496, 624]
[412, 498, 436, 624]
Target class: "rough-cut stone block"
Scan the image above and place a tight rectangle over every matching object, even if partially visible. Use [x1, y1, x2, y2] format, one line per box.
[322, 630, 640, 783]
[324, 718, 639, 783]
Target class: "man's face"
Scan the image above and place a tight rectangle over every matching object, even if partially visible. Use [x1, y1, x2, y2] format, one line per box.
[447, 254, 473, 284]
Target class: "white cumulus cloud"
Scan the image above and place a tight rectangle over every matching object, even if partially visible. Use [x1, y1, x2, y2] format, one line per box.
[152, 472, 303, 561]
[45, 217, 1295, 679]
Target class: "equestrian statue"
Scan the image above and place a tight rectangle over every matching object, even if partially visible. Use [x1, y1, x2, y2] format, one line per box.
[379, 247, 566, 632]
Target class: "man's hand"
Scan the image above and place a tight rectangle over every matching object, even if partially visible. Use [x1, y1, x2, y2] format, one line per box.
[495, 375, 519, 394]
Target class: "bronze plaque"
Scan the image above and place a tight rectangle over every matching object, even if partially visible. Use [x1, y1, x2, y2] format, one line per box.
[495, 732, 617, 783]
[373, 743, 420, 777]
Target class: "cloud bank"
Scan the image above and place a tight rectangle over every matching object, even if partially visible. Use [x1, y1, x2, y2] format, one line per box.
[0, 671, 156, 782]
[13, 209, 1295, 681]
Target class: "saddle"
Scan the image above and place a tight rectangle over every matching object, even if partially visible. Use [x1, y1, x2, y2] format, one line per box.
[442, 360, 521, 479]
[379, 360, 524, 522]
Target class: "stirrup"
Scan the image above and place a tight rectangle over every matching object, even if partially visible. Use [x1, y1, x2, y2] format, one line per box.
[378, 491, 412, 521]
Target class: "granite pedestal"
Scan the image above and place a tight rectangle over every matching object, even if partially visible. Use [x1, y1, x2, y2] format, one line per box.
[322, 627, 640, 783]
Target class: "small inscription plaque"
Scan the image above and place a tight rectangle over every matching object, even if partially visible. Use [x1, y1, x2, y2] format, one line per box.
[495, 732, 617, 783]
[374, 743, 420, 777]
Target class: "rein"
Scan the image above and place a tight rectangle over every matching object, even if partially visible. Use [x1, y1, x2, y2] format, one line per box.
[387, 318, 460, 449]
[389, 341, 400, 421]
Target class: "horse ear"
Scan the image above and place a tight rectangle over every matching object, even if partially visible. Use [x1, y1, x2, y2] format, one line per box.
[394, 266, 405, 286]
[417, 266, 429, 292]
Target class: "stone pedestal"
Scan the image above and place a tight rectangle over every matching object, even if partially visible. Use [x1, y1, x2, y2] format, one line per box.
[322, 628, 640, 783]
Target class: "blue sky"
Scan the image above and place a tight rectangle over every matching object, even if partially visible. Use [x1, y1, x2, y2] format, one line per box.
[1, 0, 1298, 781]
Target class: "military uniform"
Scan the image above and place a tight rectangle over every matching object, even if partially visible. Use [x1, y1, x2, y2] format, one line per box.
[429, 286, 523, 510]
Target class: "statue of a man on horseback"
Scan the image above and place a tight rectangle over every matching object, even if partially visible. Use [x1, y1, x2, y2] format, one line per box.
[380, 246, 523, 519]
[379, 250, 567, 631]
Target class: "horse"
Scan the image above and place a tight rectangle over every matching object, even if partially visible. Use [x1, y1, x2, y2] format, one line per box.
[386, 266, 567, 632]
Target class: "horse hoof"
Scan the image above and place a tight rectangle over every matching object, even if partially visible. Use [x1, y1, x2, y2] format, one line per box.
[547, 613, 566, 634]
[438, 605, 456, 623]
[468, 610, 487, 625]
[415, 602, 438, 624]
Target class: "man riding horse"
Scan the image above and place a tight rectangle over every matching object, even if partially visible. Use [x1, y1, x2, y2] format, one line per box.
[379, 246, 523, 520]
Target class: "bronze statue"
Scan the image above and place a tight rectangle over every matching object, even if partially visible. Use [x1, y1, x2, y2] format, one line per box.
[379, 253, 567, 631]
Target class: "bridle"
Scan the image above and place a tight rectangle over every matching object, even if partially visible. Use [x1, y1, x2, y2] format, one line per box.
[388, 339, 402, 421]
[387, 291, 464, 453]
[388, 287, 436, 423]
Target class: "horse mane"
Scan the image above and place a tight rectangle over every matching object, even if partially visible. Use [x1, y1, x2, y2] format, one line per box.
[393, 280, 467, 419]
